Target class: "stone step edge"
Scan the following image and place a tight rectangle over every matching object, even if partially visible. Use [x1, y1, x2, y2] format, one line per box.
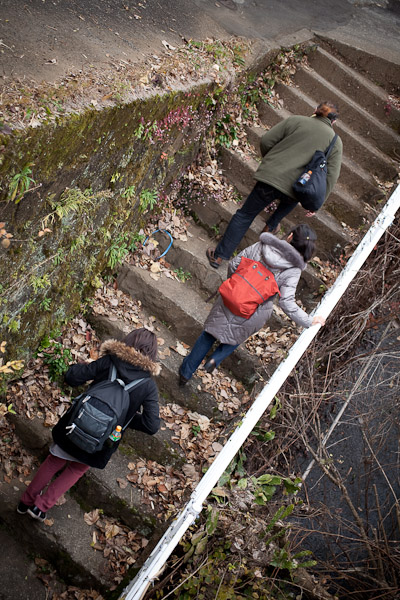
[294, 64, 400, 152]
[0, 479, 113, 590]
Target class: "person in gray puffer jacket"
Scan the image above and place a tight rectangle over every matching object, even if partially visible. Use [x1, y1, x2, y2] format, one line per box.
[179, 224, 325, 385]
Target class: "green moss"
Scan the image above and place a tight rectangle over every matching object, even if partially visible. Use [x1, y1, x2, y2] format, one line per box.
[0, 78, 225, 361]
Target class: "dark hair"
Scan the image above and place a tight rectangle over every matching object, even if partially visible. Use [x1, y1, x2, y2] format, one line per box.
[122, 328, 158, 361]
[289, 224, 317, 262]
[315, 101, 339, 122]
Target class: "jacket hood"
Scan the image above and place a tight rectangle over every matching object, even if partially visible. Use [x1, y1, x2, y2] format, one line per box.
[99, 339, 161, 377]
[259, 233, 306, 271]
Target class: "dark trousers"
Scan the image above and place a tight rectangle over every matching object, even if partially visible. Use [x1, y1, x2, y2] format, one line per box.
[214, 182, 298, 260]
[180, 331, 238, 380]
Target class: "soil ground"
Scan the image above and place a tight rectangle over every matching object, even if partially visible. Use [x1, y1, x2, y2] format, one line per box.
[1, 0, 399, 87]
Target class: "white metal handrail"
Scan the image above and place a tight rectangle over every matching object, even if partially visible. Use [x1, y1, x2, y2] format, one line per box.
[121, 186, 400, 600]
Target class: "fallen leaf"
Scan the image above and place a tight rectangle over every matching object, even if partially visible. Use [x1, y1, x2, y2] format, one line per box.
[212, 442, 223, 452]
[150, 262, 161, 273]
[172, 341, 188, 356]
[84, 509, 101, 525]
[162, 40, 176, 51]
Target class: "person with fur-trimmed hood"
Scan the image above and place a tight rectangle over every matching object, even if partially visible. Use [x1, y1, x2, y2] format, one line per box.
[17, 328, 161, 522]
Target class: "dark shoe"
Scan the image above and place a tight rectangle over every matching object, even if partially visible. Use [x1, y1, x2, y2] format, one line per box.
[204, 358, 216, 373]
[17, 501, 32, 515]
[27, 506, 46, 522]
[206, 248, 223, 269]
[267, 223, 281, 235]
[178, 370, 189, 387]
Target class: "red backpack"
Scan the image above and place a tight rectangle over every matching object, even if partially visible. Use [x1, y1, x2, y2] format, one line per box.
[219, 257, 280, 319]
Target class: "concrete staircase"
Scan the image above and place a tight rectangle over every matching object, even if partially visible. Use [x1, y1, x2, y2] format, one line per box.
[1, 35, 399, 594]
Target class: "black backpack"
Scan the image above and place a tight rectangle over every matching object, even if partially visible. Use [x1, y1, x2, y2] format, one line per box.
[292, 134, 338, 212]
[63, 365, 145, 454]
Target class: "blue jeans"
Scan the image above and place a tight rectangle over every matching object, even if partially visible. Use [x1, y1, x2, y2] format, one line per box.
[180, 331, 238, 380]
[214, 182, 298, 260]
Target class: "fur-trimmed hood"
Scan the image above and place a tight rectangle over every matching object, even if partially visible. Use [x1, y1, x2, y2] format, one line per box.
[259, 232, 306, 271]
[99, 339, 161, 377]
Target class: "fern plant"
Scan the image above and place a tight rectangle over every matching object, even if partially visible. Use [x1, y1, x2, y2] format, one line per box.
[8, 163, 35, 204]
[139, 189, 158, 213]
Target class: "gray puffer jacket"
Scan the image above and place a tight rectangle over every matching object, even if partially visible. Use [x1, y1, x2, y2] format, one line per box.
[204, 233, 313, 345]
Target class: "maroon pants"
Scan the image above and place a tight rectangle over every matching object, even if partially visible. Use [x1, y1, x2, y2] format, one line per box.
[21, 453, 89, 511]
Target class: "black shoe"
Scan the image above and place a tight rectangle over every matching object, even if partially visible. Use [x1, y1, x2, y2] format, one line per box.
[178, 370, 189, 387]
[27, 505, 46, 521]
[17, 501, 32, 515]
[204, 358, 216, 373]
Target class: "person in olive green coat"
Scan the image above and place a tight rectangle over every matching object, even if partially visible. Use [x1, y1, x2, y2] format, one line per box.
[206, 101, 343, 269]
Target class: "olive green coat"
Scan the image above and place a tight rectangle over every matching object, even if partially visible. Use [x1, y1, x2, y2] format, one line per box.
[255, 115, 343, 202]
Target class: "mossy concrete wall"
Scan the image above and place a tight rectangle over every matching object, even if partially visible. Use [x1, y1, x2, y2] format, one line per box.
[0, 81, 224, 361]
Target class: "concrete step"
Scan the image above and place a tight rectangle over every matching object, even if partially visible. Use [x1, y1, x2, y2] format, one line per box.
[218, 145, 352, 258]
[293, 61, 400, 157]
[274, 82, 398, 181]
[73, 450, 165, 538]
[257, 97, 386, 204]
[245, 124, 372, 229]
[117, 262, 266, 384]
[326, 184, 373, 230]
[314, 37, 400, 126]
[156, 221, 226, 297]
[9, 411, 176, 536]
[0, 479, 114, 591]
[88, 312, 230, 420]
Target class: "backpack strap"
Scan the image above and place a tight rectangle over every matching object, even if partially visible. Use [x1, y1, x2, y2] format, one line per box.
[121, 378, 147, 431]
[109, 364, 146, 394]
[324, 134, 338, 159]
[124, 377, 146, 393]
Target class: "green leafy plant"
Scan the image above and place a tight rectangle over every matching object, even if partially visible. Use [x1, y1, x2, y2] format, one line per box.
[43, 188, 111, 228]
[70, 234, 85, 253]
[39, 341, 72, 382]
[192, 424, 201, 437]
[53, 248, 65, 266]
[139, 188, 158, 213]
[173, 267, 192, 282]
[110, 171, 121, 183]
[30, 274, 51, 294]
[270, 547, 316, 570]
[215, 114, 238, 148]
[251, 426, 276, 442]
[8, 163, 35, 204]
[105, 232, 144, 270]
[249, 473, 302, 506]
[40, 298, 52, 311]
[121, 185, 136, 199]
